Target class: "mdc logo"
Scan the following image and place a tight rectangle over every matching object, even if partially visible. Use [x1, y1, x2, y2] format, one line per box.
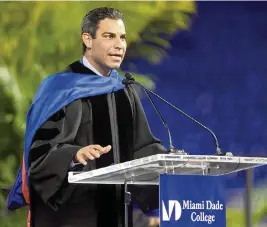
[161, 200, 182, 221]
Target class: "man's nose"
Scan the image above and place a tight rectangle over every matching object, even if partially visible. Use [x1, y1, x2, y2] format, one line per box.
[114, 38, 125, 49]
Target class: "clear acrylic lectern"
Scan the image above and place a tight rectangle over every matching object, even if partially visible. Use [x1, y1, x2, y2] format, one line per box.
[68, 154, 267, 227]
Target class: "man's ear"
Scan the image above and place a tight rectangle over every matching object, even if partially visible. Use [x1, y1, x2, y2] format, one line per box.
[82, 33, 92, 50]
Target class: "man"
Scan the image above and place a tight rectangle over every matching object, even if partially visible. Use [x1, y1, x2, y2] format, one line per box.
[7, 7, 166, 227]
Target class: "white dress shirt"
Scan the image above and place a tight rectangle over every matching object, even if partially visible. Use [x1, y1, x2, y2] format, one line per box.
[82, 56, 104, 77]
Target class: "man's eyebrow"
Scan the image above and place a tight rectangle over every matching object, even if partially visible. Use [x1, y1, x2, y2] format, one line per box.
[101, 32, 127, 37]
[101, 32, 115, 36]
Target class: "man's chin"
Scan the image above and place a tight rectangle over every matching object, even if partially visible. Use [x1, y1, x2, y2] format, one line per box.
[109, 63, 121, 69]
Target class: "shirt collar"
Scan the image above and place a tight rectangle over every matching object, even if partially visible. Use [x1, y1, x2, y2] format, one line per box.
[82, 56, 106, 77]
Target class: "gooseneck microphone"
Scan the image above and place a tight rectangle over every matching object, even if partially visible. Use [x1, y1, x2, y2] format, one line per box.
[122, 72, 226, 156]
[123, 73, 181, 153]
[137, 81, 175, 152]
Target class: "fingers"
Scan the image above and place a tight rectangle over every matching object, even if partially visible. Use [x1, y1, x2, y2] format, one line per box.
[87, 148, 101, 158]
[75, 154, 88, 166]
[89, 144, 104, 152]
[75, 148, 95, 166]
[74, 145, 112, 165]
[83, 149, 97, 159]
[85, 144, 111, 154]
[102, 145, 112, 153]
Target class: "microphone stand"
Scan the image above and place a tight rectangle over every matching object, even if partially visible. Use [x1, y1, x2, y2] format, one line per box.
[123, 75, 231, 156]
[142, 88, 188, 155]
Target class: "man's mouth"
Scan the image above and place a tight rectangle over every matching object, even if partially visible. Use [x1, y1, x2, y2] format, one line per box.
[109, 54, 123, 59]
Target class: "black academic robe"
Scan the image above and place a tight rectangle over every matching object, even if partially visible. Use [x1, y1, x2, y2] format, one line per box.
[28, 61, 167, 227]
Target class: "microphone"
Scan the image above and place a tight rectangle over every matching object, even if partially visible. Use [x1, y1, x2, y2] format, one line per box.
[123, 73, 185, 154]
[123, 73, 230, 156]
[125, 75, 176, 153]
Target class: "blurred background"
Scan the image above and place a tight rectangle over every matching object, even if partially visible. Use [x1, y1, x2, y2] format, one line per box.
[1, 1, 267, 226]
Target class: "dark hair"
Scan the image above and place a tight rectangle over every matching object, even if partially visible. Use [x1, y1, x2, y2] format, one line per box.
[81, 7, 124, 54]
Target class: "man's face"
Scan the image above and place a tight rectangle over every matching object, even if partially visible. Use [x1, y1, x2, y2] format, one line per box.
[83, 18, 127, 76]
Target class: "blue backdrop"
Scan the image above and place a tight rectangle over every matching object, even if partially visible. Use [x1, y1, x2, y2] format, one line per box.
[123, 1, 267, 190]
